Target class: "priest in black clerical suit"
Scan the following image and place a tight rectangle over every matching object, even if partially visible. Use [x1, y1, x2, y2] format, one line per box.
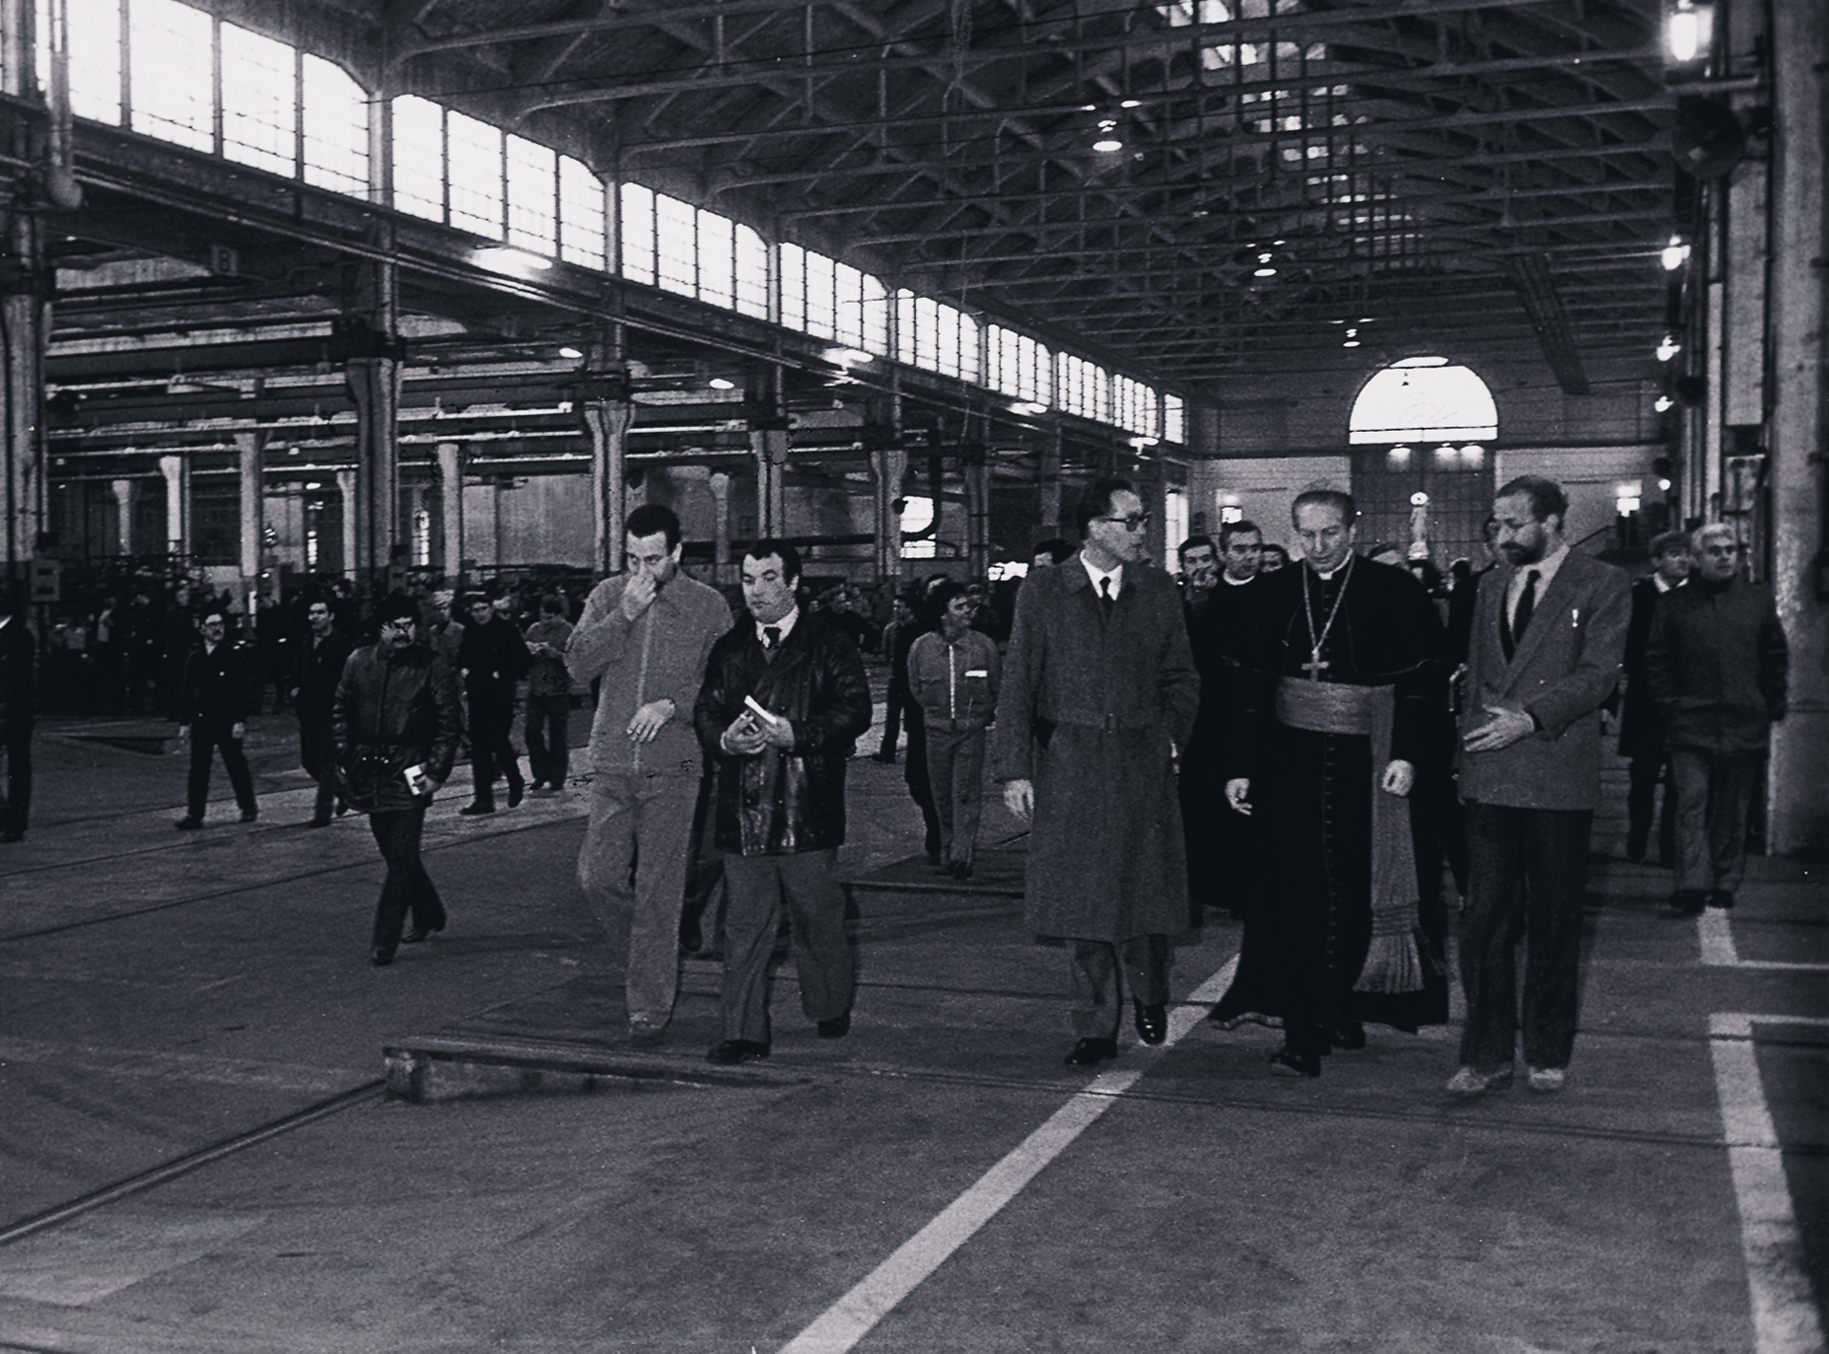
[1208, 488, 1449, 1078]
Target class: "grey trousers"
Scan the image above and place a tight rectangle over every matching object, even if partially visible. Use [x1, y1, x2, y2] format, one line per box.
[1668, 746, 1763, 896]
[1069, 934, 1170, 1039]
[720, 849, 854, 1044]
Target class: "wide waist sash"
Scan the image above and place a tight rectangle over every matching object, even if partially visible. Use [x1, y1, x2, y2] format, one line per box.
[1275, 677, 1376, 735]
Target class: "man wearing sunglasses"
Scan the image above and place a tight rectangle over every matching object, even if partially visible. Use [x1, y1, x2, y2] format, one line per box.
[994, 476, 1200, 1067]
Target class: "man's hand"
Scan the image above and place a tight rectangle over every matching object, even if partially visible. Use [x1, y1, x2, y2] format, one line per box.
[619, 571, 658, 622]
[1225, 777, 1252, 816]
[1463, 704, 1536, 753]
[1003, 778, 1034, 821]
[1380, 759, 1415, 797]
[754, 709, 796, 749]
[231, 722, 245, 741]
[626, 698, 674, 744]
[720, 714, 767, 757]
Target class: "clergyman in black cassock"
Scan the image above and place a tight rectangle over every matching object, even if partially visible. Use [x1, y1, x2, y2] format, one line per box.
[1208, 494, 1449, 1076]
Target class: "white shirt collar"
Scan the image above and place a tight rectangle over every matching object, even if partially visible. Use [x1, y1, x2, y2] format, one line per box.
[1223, 572, 1255, 586]
[754, 606, 800, 645]
[1080, 554, 1123, 599]
[1653, 574, 1686, 594]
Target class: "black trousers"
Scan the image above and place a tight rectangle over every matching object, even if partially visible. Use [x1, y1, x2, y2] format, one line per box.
[466, 684, 523, 806]
[1, 722, 30, 836]
[369, 805, 445, 950]
[187, 723, 256, 819]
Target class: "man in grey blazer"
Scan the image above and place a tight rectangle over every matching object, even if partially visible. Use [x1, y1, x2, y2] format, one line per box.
[1451, 475, 1630, 1098]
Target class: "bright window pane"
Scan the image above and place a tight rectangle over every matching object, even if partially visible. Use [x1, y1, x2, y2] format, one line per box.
[698, 209, 734, 308]
[655, 193, 696, 296]
[220, 23, 295, 176]
[860, 273, 888, 355]
[130, 0, 214, 152]
[558, 156, 607, 269]
[832, 262, 862, 347]
[301, 54, 368, 195]
[804, 250, 836, 339]
[505, 134, 556, 255]
[445, 110, 503, 237]
[62, 0, 122, 123]
[619, 181, 655, 283]
[391, 95, 444, 221]
[1348, 359, 1498, 443]
[780, 244, 806, 332]
[1164, 394, 1186, 444]
[734, 224, 769, 319]
[956, 309, 980, 384]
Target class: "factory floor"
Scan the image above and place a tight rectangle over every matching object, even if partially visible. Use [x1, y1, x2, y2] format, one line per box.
[1, 697, 1823, 1354]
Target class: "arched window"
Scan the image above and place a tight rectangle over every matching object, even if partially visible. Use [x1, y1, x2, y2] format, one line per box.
[1348, 356, 1497, 445]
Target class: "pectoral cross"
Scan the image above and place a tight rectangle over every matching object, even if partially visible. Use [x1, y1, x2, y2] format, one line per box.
[1302, 652, 1330, 681]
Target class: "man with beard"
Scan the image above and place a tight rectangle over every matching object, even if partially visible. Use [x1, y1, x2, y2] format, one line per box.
[1207, 488, 1448, 1078]
[333, 593, 463, 966]
[1451, 475, 1629, 1097]
[995, 477, 1200, 1066]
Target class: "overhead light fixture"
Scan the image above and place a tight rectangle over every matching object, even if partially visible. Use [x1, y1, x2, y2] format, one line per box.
[1656, 334, 1682, 362]
[1661, 235, 1691, 271]
[1093, 119, 1123, 153]
[1665, 0, 1714, 65]
[1129, 436, 1159, 449]
[1655, 394, 1675, 412]
[1010, 400, 1048, 416]
[1120, 99, 1142, 109]
[1342, 339, 1361, 348]
[1658, 477, 1673, 491]
[473, 245, 554, 275]
[708, 377, 737, 390]
[558, 346, 584, 360]
[822, 347, 874, 367]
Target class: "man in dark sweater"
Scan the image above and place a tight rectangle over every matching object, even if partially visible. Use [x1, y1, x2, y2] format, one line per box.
[1647, 523, 1789, 913]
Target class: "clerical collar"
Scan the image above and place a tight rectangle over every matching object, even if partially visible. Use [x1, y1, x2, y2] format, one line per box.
[1223, 572, 1255, 586]
[1309, 555, 1352, 582]
[754, 606, 800, 646]
[1080, 555, 1123, 599]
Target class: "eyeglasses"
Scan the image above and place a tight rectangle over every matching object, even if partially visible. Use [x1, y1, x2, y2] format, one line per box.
[380, 618, 415, 632]
[1097, 513, 1152, 532]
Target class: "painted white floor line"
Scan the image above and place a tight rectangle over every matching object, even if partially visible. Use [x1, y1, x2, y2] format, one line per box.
[776, 957, 1240, 1354]
[1708, 1013, 1829, 1354]
[1698, 911, 1829, 971]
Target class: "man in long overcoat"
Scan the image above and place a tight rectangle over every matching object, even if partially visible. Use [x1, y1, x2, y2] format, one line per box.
[994, 476, 1201, 1066]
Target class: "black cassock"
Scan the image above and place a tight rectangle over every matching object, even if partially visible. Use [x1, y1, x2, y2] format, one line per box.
[1208, 554, 1451, 1059]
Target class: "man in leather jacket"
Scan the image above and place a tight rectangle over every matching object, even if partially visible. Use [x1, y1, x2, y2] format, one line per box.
[693, 541, 872, 1064]
[333, 592, 463, 966]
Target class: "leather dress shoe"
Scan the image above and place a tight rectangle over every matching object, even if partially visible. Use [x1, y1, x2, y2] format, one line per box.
[1707, 889, 1735, 910]
[1667, 888, 1707, 916]
[1332, 1019, 1366, 1051]
[370, 945, 395, 967]
[400, 923, 444, 944]
[506, 778, 525, 808]
[1446, 1065, 1514, 1098]
[1133, 1001, 1167, 1046]
[458, 802, 495, 816]
[816, 1012, 851, 1039]
[174, 815, 203, 830]
[706, 1039, 770, 1065]
[306, 815, 332, 829]
[1064, 1037, 1118, 1066]
[239, 809, 259, 823]
[1268, 1047, 1322, 1078]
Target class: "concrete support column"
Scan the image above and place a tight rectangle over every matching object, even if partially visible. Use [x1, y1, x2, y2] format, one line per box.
[158, 454, 189, 558]
[709, 471, 732, 586]
[581, 396, 632, 575]
[436, 441, 464, 587]
[870, 445, 908, 586]
[1037, 425, 1063, 541]
[335, 468, 358, 580]
[110, 478, 136, 556]
[235, 431, 264, 614]
[1, 214, 48, 576]
[961, 442, 991, 579]
[345, 355, 401, 590]
[1764, 0, 1828, 854]
[749, 364, 789, 540]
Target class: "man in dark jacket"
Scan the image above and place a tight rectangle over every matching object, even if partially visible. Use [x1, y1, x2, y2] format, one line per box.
[290, 593, 354, 827]
[1647, 524, 1789, 914]
[0, 585, 33, 843]
[1617, 530, 1691, 863]
[456, 589, 532, 814]
[333, 593, 463, 966]
[693, 541, 872, 1065]
[174, 610, 259, 829]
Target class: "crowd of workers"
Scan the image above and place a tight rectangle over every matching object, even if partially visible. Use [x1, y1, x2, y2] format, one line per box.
[0, 485, 1787, 1096]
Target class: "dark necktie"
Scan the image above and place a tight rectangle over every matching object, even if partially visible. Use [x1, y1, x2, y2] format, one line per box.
[1504, 569, 1539, 659]
[763, 625, 781, 654]
[1099, 576, 1115, 613]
